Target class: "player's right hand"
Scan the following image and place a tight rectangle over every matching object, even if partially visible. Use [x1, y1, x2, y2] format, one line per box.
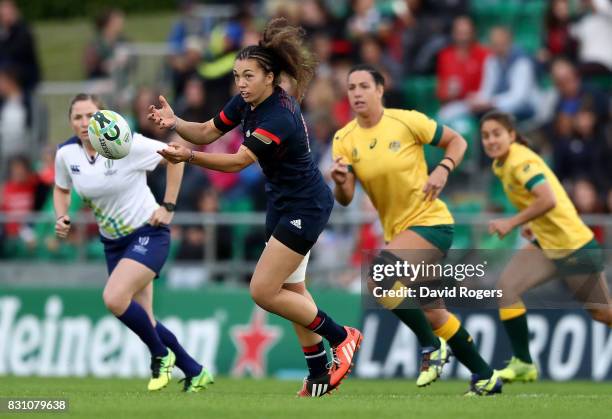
[55, 215, 71, 239]
[330, 157, 349, 185]
[158, 142, 191, 164]
[147, 95, 177, 130]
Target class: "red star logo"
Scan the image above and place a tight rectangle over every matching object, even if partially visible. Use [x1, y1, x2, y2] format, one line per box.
[230, 306, 282, 377]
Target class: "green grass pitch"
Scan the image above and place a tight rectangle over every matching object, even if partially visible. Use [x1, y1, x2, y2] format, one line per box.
[2, 377, 612, 419]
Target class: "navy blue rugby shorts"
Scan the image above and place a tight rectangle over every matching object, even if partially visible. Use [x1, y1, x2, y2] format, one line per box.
[265, 193, 334, 255]
[101, 223, 170, 277]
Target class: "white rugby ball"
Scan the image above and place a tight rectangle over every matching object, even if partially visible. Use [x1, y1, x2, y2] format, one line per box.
[87, 110, 132, 159]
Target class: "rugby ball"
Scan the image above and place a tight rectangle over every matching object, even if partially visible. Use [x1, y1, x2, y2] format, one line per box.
[88, 110, 132, 159]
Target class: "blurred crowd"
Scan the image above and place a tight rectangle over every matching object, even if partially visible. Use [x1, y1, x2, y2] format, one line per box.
[1, 0, 611, 284]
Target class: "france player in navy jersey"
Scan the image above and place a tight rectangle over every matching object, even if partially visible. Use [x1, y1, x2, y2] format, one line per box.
[149, 18, 362, 397]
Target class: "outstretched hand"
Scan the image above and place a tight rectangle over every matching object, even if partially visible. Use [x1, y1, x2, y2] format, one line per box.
[157, 142, 192, 164]
[147, 95, 177, 130]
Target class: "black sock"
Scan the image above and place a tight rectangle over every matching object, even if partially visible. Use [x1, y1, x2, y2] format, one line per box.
[306, 310, 347, 346]
[303, 341, 328, 378]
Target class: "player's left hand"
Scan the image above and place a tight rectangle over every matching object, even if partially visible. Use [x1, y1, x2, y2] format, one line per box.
[158, 142, 191, 164]
[489, 218, 516, 239]
[149, 206, 173, 226]
[422, 166, 448, 201]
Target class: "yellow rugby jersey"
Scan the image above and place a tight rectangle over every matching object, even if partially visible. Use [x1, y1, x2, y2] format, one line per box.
[332, 108, 453, 242]
[492, 143, 593, 256]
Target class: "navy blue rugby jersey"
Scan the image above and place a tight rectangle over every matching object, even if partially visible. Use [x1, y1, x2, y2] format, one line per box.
[213, 86, 331, 212]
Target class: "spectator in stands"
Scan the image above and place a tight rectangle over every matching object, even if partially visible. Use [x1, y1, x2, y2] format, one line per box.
[0, 155, 38, 242]
[346, 0, 390, 41]
[307, 111, 336, 165]
[299, 0, 333, 37]
[572, 177, 606, 240]
[390, 0, 468, 75]
[0, 0, 40, 93]
[438, 26, 539, 122]
[436, 16, 489, 104]
[379, 67, 406, 109]
[550, 57, 609, 131]
[0, 66, 27, 166]
[175, 75, 214, 123]
[329, 59, 353, 127]
[167, 0, 216, 98]
[570, 0, 612, 75]
[310, 32, 334, 78]
[304, 76, 336, 117]
[537, 0, 577, 67]
[84, 9, 130, 80]
[470, 26, 539, 121]
[553, 103, 607, 189]
[33, 144, 55, 211]
[198, 129, 243, 196]
[169, 35, 204, 100]
[358, 35, 402, 83]
[197, 7, 253, 111]
[175, 188, 232, 278]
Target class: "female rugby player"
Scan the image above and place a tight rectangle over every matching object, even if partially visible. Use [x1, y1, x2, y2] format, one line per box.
[331, 64, 502, 395]
[148, 19, 362, 397]
[55, 94, 213, 392]
[481, 110, 612, 382]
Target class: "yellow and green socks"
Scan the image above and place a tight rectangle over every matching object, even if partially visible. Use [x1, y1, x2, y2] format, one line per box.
[392, 308, 440, 349]
[434, 313, 493, 379]
[500, 303, 533, 364]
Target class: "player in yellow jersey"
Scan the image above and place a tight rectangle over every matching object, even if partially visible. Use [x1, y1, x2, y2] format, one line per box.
[481, 110, 612, 383]
[331, 64, 502, 395]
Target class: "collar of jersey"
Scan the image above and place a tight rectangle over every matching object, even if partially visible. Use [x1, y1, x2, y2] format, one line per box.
[251, 86, 280, 111]
[71, 135, 99, 164]
[494, 142, 517, 168]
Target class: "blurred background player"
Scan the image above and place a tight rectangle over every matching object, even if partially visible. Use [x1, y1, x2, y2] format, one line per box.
[54, 93, 213, 392]
[331, 64, 502, 396]
[481, 110, 612, 383]
[149, 18, 362, 397]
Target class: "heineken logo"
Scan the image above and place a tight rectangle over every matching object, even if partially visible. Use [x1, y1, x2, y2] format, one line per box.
[0, 296, 219, 377]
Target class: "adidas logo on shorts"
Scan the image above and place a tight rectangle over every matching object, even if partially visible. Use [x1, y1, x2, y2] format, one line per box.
[290, 219, 302, 229]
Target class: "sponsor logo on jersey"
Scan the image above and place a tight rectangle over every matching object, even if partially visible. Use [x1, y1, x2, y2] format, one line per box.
[369, 138, 377, 149]
[352, 147, 360, 162]
[70, 165, 80, 174]
[290, 219, 302, 229]
[389, 141, 401, 152]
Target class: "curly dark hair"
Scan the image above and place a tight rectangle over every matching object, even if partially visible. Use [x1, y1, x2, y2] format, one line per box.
[236, 18, 317, 101]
